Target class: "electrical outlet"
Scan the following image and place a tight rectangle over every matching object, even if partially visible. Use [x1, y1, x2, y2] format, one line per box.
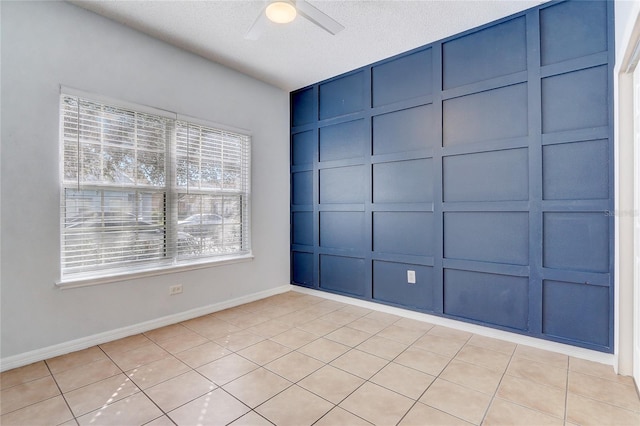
[169, 284, 183, 295]
[407, 270, 416, 284]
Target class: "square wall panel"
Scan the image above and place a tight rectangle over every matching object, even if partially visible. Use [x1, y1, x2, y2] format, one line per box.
[320, 255, 366, 296]
[320, 211, 365, 249]
[543, 139, 609, 200]
[443, 16, 527, 89]
[292, 88, 314, 127]
[542, 66, 608, 134]
[444, 269, 528, 330]
[443, 148, 528, 202]
[292, 251, 314, 286]
[373, 159, 433, 203]
[373, 105, 435, 155]
[373, 212, 433, 256]
[543, 280, 609, 346]
[373, 261, 433, 310]
[543, 212, 609, 273]
[540, 1, 607, 66]
[319, 72, 365, 120]
[292, 130, 315, 166]
[372, 48, 433, 107]
[443, 83, 528, 146]
[319, 119, 366, 162]
[292, 171, 313, 206]
[292, 212, 313, 246]
[444, 212, 529, 266]
[319, 166, 366, 204]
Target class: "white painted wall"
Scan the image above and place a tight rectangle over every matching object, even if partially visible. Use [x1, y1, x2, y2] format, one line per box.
[0, 1, 290, 360]
[614, 0, 640, 376]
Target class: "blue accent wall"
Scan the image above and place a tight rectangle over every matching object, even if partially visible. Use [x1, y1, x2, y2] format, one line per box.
[290, 0, 615, 352]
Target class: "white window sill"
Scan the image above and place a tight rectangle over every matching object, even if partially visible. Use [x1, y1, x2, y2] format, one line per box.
[56, 253, 254, 290]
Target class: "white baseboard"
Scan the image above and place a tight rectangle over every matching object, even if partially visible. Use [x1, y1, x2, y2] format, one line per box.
[0, 284, 293, 372]
[293, 286, 617, 368]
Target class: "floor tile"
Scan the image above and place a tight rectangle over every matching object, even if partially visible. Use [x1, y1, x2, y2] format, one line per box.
[427, 326, 472, 342]
[196, 353, 259, 386]
[247, 319, 294, 338]
[0, 361, 50, 390]
[298, 337, 351, 363]
[46, 346, 107, 374]
[506, 356, 567, 389]
[496, 374, 566, 419]
[513, 345, 568, 369]
[393, 318, 434, 332]
[298, 365, 365, 404]
[566, 392, 640, 426]
[269, 328, 317, 349]
[225, 313, 272, 329]
[228, 410, 274, 426]
[64, 373, 139, 417]
[420, 379, 492, 425]
[340, 381, 414, 426]
[370, 362, 435, 400]
[412, 334, 466, 357]
[364, 311, 401, 325]
[265, 351, 324, 382]
[568, 370, 640, 411]
[237, 340, 292, 365]
[126, 356, 191, 389]
[398, 402, 472, 426]
[99, 334, 152, 355]
[454, 345, 511, 373]
[174, 341, 231, 368]
[296, 318, 342, 336]
[356, 335, 407, 360]
[377, 324, 426, 345]
[76, 392, 162, 426]
[569, 357, 636, 386]
[168, 388, 250, 425]
[331, 349, 388, 380]
[146, 370, 216, 412]
[325, 330, 374, 351]
[144, 416, 176, 426]
[339, 305, 373, 317]
[214, 330, 266, 351]
[466, 335, 516, 355]
[348, 317, 389, 334]
[223, 367, 291, 408]
[255, 385, 334, 426]
[154, 329, 208, 354]
[184, 317, 242, 340]
[0, 395, 73, 426]
[53, 358, 121, 393]
[144, 324, 190, 343]
[211, 306, 253, 322]
[483, 398, 563, 426]
[394, 346, 450, 376]
[315, 406, 373, 426]
[108, 343, 170, 371]
[439, 359, 502, 395]
[321, 310, 362, 326]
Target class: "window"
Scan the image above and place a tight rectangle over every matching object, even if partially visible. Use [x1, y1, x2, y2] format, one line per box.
[60, 92, 251, 283]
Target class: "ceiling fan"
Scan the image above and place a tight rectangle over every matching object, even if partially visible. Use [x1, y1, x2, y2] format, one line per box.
[245, 0, 345, 40]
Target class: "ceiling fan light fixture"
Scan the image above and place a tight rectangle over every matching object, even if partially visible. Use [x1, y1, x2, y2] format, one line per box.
[266, 1, 297, 24]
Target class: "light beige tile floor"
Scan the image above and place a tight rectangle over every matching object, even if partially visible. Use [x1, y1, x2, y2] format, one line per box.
[1, 291, 639, 426]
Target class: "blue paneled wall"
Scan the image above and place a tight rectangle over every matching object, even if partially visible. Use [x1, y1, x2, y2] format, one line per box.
[290, 0, 614, 352]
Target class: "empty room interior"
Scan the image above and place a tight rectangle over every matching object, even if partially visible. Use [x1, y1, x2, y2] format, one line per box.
[2, 0, 640, 424]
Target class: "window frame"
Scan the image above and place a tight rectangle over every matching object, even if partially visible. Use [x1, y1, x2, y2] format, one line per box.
[57, 87, 252, 288]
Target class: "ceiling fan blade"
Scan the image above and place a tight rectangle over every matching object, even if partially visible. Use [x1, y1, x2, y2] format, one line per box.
[245, 6, 269, 40]
[295, 0, 344, 35]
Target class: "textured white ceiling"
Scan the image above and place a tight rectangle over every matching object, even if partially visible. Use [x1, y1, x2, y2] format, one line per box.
[70, 0, 546, 92]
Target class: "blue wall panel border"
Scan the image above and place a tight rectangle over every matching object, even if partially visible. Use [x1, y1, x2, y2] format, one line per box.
[290, 0, 614, 353]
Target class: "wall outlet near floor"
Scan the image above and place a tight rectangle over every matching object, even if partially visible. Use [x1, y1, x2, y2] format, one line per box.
[169, 284, 183, 295]
[407, 270, 416, 284]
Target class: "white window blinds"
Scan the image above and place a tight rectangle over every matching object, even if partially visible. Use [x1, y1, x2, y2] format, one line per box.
[60, 93, 251, 282]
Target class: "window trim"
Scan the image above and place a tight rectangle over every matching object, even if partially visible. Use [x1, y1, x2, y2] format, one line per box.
[58, 86, 253, 287]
